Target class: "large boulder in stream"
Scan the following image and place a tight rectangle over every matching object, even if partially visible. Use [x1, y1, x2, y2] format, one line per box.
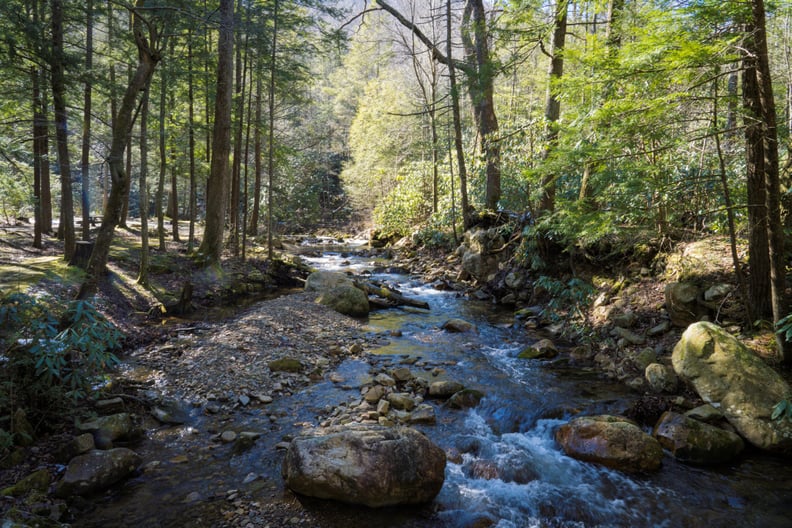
[653, 411, 744, 465]
[55, 448, 142, 498]
[672, 322, 792, 454]
[306, 271, 369, 317]
[555, 415, 663, 472]
[282, 425, 446, 507]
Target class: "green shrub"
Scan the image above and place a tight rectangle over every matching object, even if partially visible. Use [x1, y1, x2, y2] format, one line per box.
[0, 293, 123, 439]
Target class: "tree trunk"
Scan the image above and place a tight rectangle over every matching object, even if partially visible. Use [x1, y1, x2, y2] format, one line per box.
[198, 0, 234, 265]
[266, 0, 278, 260]
[51, 0, 76, 261]
[32, 63, 45, 249]
[80, 0, 94, 242]
[137, 84, 151, 286]
[249, 72, 262, 236]
[538, 0, 568, 215]
[187, 36, 197, 253]
[743, 0, 790, 362]
[460, 0, 500, 211]
[447, 0, 470, 230]
[77, 0, 162, 299]
[156, 64, 166, 250]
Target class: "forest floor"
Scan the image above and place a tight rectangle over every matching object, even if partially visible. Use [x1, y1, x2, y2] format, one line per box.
[0, 219, 784, 527]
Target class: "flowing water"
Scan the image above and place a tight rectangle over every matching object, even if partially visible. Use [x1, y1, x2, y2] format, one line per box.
[77, 244, 792, 528]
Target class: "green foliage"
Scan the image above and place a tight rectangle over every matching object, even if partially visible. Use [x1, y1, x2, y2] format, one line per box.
[0, 293, 122, 437]
[775, 312, 792, 343]
[534, 275, 596, 336]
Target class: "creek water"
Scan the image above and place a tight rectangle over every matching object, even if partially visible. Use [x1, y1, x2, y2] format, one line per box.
[77, 244, 792, 528]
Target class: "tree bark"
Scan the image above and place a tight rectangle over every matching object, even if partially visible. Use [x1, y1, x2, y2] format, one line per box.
[51, 0, 76, 260]
[198, 0, 234, 264]
[137, 84, 151, 286]
[156, 64, 166, 250]
[249, 72, 262, 236]
[187, 36, 197, 253]
[77, 0, 163, 299]
[266, 0, 278, 260]
[538, 0, 568, 215]
[447, 0, 470, 230]
[80, 0, 94, 242]
[743, 0, 789, 362]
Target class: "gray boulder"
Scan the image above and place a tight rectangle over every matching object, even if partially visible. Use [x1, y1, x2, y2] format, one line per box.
[428, 381, 465, 399]
[316, 284, 369, 318]
[672, 322, 792, 454]
[665, 282, 707, 327]
[653, 411, 744, 465]
[555, 415, 663, 472]
[645, 363, 678, 393]
[55, 448, 142, 498]
[305, 271, 352, 292]
[282, 425, 446, 507]
[441, 318, 477, 333]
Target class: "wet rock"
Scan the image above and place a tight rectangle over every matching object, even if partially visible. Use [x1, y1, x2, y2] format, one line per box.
[468, 460, 499, 480]
[77, 413, 137, 447]
[672, 322, 792, 454]
[517, 339, 558, 360]
[1, 469, 51, 497]
[653, 411, 744, 465]
[151, 398, 191, 425]
[54, 433, 95, 463]
[221, 431, 238, 443]
[387, 392, 417, 411]
[374, 373, 396, 387]
[428, 381, 465, 399]
[364, 385, 387, 403]
[95, 397, 124, 413]
[645, 363, 678, 393]
[685, 404, 723, 423]
[446, 389, 485, 410]
[268, 358, 303, 373]
[409, 404, 437, 425]
[391, 367, 413, 382]
[555, 415, 663, 472]
[441, 318, 478, 333]
[282, 425, 446, 507]
[55, 448, 142, 498]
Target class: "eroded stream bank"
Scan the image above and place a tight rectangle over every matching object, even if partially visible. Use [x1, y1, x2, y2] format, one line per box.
[73, 243, 792, 528]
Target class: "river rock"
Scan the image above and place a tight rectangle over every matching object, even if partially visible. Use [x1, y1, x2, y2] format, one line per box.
[387, 392, 417, 411]
[268, 358, 303, 373]
[428, 380, 465, 398]
[409, 404, 437, 425]
[645, 363, 678, 393]
[151, 397, 191, 424]
[282, 425, 446, 507]
[364, 385, 387, 403]
[672, 322, 792, 454]
[555, 415, 663, 472]
[653, 411, 744, 465]
[685, 404, 723, 423]
[518, 339, 558, 359]
[665, 282, 706, 327]
[441, 318, 478, 333]
[446, 389, 485, 409]
[316, 284, 370, 318]
[391, 367, 413, 382]
[77, 413, 136, 447]
[304, 270, 352, 292]
[55, 448, 142, 498]
[54, 433, 95, 463]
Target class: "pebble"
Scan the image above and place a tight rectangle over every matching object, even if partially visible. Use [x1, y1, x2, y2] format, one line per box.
[221, 431, 238, 443]
[239, 394, 251, 406]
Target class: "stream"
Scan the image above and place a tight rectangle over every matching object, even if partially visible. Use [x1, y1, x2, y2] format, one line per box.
[77, 243, 792, 528]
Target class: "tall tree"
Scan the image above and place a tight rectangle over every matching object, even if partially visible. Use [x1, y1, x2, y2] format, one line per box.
[266, 0, 279, 260]
[378, 0, 501, 213]
[80, 0, 94, 241]
[199, 0, 234, 264]
[78, 0, 164, 299]
[538, 0, 568, 214]
[137, 84, 151, 286]
[742, 0, 789, 361]
[51, 0, 76, 260]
